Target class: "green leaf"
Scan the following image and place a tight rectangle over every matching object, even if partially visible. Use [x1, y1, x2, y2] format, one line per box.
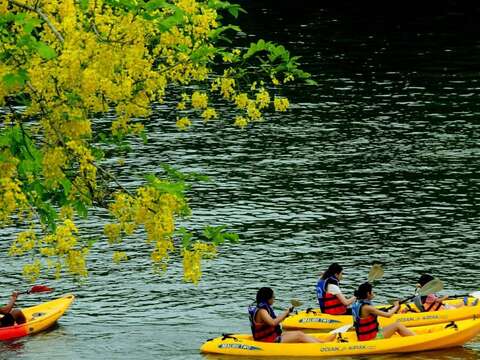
[139, 130, 148, 144]
[223, 233, 240, 243]
[2, 70, 28, 89]
[79, 0, 89, 11]
[158, 10, 185, 32]
[18, 159, 36, 175]
[159, 164, 209, 182]
[73, 200, 88, 218]
[176, 227, 194, 249]
[37, 202, 58, 231]
[190, 45, 217, 63]
[60, 178, 72, 196]
[208, 25, 241, 41]
[144, 0, 168, 11]
[23, 18, 40, 35]
[226, 4, 246, 18]
[36, 42, 57, 60]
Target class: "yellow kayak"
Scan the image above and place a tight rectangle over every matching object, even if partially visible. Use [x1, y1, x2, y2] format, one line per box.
[0, 294, 74, 341]
[200, 318, 480, 357]
[283, 297, 480, 331]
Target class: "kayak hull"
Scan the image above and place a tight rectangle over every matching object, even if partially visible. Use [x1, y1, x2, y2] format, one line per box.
[283, 297, 480, 330]
[0, 294, 74, 341]
[200, 318, 480, 357]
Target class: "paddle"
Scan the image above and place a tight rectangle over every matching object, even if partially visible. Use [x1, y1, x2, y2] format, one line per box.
[383, 278, 444, 311]
[290, 299, 302, 308]
[19, 285, 54, 295]
[367, 263, 384, 283]
[328, 324, 352, 334]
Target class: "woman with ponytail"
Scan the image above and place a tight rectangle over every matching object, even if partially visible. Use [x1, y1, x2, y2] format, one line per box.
[352, 282, 414, 341]
[316, 263, 356, 315]
[248, 287, 334, 343]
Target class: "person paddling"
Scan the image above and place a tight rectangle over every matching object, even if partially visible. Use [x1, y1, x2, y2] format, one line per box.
[413, 274, 467, 312]
[352, 282, 414, 341]
[249, 287, 335, 343]
[0, 292, 26, 327]
[316, 263, 356, 315]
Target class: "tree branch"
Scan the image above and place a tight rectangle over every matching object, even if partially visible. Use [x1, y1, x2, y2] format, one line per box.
[9, 0, 65, 43]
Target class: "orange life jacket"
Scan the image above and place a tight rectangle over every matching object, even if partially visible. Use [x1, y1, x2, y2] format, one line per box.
[316, 277, 348, 315]
[248, 303, 282, 342]
[323, 293, 348, 315]
[352, 300, 379, 341]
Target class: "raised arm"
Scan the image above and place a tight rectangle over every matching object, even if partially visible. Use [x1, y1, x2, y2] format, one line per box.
[0, 292, 18, 314]
[365, 302, 400, 318]
[336, 293, 356, 306]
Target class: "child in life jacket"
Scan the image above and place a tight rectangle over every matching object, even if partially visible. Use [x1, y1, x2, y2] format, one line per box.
[316, 263, 356, 315]
[352, 282, 414, 341]
[414, 274, 467, 312]
[248, 287, 335, 343]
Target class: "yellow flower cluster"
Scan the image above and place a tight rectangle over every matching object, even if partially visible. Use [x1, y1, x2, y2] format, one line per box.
[12, 219, 88, 281]
[234, 93, 249, 109]
[234, 116, 248, 128]
[274, 97, 290, 112]
[182, 242, 217, 283]
[256, 89, 271, 109]
[201, 108, 217, 121]
[42, 147, 67, 187]
[105, 185, 186, 272]
[191, 91, 208, 109]
[0, 152, 29, 225]
[9, 230, 37, 256]
[112, 251, 128, 264]
[176, 117, 192, 130]
[23, 259, 42, 283]
[247, 101, 262, 121]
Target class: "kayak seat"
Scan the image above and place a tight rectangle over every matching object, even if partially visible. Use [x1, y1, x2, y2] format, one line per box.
[222, 333, 239, 341]
[444, 321, 458, 330]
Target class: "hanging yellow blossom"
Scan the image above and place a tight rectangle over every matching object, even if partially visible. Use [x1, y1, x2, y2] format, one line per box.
[234, 116, 248, 128]
[274, 97, 290, 112]
[201, 108, 217, 121]
[176, 117, 192, 130]
[191, 91, 208, 109]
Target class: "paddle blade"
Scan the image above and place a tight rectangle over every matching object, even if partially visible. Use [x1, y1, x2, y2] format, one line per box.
[328, 324, 353, 334]
[28, 285, 53, 294]
[290, 299, 303, 308]
[367, 264, 384, 283]
[418, 278, 443, 296]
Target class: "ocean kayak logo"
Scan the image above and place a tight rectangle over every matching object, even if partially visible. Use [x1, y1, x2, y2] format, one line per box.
[397, 314, 443, 322]
[299, 318, 341, 324]
[320, 344, 376, 352]
[218, 343, 262, 351]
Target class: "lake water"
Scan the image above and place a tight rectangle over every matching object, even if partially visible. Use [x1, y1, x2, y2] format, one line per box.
[0, 1, 479, 359]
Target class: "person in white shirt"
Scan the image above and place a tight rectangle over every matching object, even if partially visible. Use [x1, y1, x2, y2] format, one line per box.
[316, 263, 356, 315]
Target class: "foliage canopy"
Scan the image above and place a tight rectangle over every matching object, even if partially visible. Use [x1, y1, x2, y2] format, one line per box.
[0, 0, 311, 283]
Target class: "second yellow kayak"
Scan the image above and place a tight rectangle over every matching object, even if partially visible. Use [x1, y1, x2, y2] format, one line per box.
[282, 297, 480, 330]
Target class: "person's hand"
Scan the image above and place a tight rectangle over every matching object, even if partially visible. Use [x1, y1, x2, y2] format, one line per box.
[393, 300, 400, 308]
[11, 291, 18, 300]
[287, 306, 294, 314]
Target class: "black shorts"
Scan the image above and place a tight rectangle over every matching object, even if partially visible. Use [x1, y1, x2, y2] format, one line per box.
[0, 313, 15, 327]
